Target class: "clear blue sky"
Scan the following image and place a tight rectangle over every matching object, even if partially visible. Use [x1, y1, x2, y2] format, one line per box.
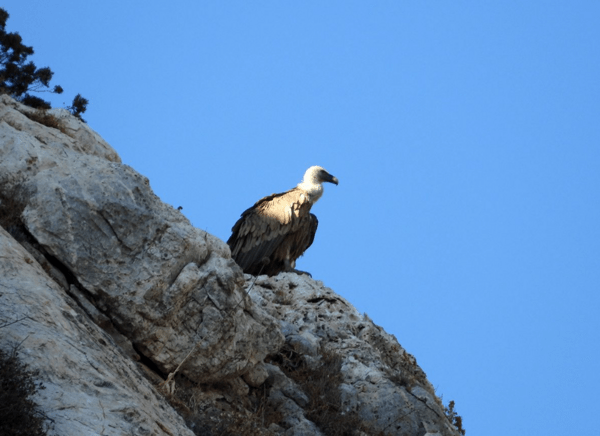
[5, 2, 600, 434]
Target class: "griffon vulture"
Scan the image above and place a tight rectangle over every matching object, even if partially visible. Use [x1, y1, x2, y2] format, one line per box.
[227, 166, 338, 276]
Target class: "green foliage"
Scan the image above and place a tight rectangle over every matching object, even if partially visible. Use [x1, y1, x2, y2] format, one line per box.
[0, 8, 88, 120]
[444, 400, 466, 435]
[0, 346, 49, 436]
[67, 93, 89, 121]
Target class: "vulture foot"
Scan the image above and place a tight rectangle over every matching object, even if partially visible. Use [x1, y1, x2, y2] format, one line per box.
[289, 268, 312, 277]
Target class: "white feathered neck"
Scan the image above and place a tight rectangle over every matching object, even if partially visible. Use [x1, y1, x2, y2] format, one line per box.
[297, 166, 326, 203]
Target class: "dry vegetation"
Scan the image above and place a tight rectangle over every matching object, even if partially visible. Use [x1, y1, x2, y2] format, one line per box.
[0, 344, 49, 435]
[161, 375, 281, 436]
[444, 400, 466, 435]
[269, 346, 374, 436]
[0, 183, 26, 233]
[23, 108, 67, 134]
[0, 190, 49, 436]
[157, 345, 375, 436]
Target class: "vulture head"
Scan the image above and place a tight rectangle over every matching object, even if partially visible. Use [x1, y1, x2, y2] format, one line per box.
[303, 166, 339, 185]
[298, 166, 338, 203]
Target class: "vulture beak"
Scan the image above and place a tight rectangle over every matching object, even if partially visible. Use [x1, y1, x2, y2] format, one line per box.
[326, 173, 339, 185]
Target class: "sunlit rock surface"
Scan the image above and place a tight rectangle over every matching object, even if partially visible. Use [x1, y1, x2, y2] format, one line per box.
[0, 95, 460, 435]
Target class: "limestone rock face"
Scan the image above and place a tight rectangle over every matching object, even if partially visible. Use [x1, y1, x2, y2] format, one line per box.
[0, 227, 195, 436]
[0, 95, 461, 436]
[250, 274, 460, 436]
[0, 96, 283, 386]
[0, 94, 120, 165]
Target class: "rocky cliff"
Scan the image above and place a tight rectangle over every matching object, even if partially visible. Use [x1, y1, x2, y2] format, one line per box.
[0, 95, 460, 436]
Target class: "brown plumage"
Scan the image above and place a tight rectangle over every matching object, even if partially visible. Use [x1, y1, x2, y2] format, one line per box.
[227, 166, 338, 276]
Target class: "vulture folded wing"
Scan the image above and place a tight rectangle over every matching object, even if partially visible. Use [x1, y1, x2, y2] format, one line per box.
[280, 213, 318, 264]
[227, 189, 309, 275]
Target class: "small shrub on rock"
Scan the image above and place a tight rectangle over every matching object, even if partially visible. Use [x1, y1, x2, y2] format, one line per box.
[272, 346, 367, 436]
[444, 400, 466, 435]
[0, 7, 88, 119]
[0, 346, 48, 436]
